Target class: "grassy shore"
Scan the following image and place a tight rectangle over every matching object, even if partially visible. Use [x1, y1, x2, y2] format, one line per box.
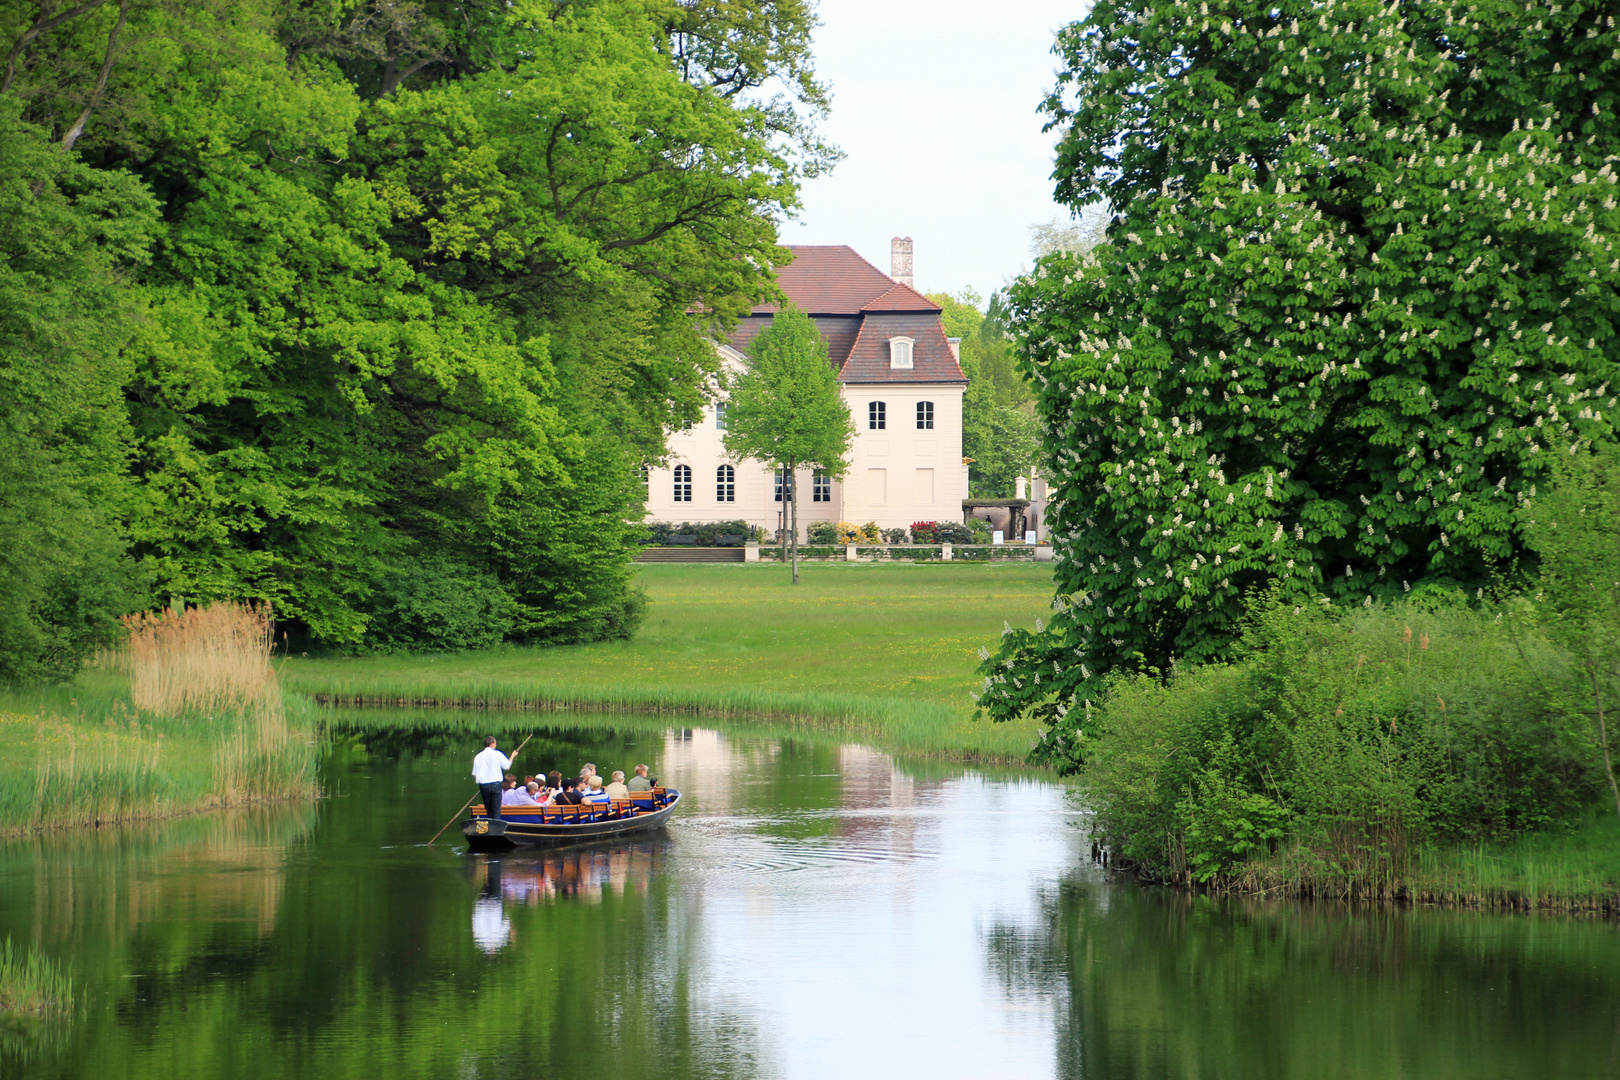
[284, 562, 1056, 762]
[0, 604, 319, 836]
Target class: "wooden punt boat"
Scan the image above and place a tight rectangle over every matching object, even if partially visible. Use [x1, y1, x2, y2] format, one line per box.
[461, 789, 681, 850]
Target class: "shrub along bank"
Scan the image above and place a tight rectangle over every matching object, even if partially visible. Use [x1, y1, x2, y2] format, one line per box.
[1080, 595, 1619, 909]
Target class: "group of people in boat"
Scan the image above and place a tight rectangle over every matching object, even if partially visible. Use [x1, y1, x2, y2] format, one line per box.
[471, 735, 655, 821]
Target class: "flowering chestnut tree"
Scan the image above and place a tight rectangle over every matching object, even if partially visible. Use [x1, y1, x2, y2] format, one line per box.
[978, 0, 1620, 770]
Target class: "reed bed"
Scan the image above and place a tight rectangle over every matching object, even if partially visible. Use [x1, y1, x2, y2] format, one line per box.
[0, 937, 72, 1023]
[0, 602, 318, 835]
[125, 602, 277, 718]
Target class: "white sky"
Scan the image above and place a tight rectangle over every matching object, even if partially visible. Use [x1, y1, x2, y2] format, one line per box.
[785, 0, 1089, 303]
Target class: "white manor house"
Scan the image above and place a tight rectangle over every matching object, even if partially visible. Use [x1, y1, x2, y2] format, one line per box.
[645, 240, 968, 539]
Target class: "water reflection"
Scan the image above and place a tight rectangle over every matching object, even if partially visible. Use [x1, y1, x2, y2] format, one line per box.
[1, 714, 1615, 1080]
[988, 874, 1620, 1079]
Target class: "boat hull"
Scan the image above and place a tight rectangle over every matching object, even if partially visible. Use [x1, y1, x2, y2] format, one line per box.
[461, 793, 681, 850]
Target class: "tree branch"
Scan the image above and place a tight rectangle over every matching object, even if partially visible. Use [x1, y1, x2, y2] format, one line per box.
[2, 0, 112, 94]
[60, 0, 127, 153]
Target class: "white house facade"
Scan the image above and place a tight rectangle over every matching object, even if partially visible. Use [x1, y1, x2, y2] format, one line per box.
[644, 241, 968, 539]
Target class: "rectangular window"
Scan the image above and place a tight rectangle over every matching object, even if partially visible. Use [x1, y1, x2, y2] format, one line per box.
[868, 401, 886, 430]
[914, 468, 934, 504]
[774, 469, 794, 502]
[813, 471, 831, 503]
[916, 401, 934, 429]
[867, 467, 887, 505]
[715, 402, 728, 430]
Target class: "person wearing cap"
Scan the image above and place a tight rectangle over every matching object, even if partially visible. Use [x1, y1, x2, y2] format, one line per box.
[472, 736, 512, 820]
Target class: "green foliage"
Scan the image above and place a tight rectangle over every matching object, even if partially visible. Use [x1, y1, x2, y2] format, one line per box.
[980, 0, 1620, 754]
[806, 520, 838, 544]
[0, 100, 154, 684]
[357, 556, 518, 653]
[646, 520, 755, 545]
[1079, 597, 1600, 886]
[964, 518, 993, 544]
[724, 305, 856, 579]
[1521, 442, 1620, 821]
[0, 0, 829, 671]
[929, 290, 1040, 497]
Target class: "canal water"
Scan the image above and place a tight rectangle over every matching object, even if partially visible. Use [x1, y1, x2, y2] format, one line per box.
[2, 715, 1618, 1079]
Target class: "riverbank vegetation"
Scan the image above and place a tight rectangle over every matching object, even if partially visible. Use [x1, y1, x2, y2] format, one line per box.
[284, 563, 1054, 762]
[0, 938, 72, 1026]
[1081, 596, 1619, 908]
[972, 0, 1620, 906]
[0, 603, 317, 835]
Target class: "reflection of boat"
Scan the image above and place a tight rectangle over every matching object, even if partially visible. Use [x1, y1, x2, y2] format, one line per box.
[473, 837, 671, 906]
[461, 790, 682, 850]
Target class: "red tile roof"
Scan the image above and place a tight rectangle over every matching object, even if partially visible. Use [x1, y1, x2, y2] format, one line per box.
[839, 313, 967, 385]
[860, 282, 940, 312]
[751, 246, 915, 315]
[731, 245, 964, 384]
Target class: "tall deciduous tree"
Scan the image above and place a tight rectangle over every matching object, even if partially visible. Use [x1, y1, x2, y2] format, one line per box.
[978, 0, 1620, 770]
[0, 0, 832, 662]
[722, 306, 854, 584]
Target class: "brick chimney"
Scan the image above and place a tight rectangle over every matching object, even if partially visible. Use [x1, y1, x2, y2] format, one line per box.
[890, 236, 914, 287]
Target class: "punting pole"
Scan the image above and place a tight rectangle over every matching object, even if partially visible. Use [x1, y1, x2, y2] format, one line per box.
[426, 731, 535, 846]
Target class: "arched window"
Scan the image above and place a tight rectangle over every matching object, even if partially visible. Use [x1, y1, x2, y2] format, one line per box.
[716, 464, 735, 502]
[868, 401, 886, 430]
[888, 337, 914, 370]
[916, 401, 934, 429]
[673, 464, 692, 502]
[813, 471, 831, 502]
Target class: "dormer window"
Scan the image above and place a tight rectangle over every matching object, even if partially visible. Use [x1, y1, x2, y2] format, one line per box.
[888, 337, 914, 370]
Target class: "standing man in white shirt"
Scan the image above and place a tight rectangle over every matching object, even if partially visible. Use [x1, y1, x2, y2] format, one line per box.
[472, 736, 512, 820]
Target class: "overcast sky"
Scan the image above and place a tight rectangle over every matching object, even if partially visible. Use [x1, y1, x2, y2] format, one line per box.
[785, 0, 1089, 303]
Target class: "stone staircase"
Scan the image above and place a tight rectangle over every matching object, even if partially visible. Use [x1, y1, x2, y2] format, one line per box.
[634, 546, 747, 563]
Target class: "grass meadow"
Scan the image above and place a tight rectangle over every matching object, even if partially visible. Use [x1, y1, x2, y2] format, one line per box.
[283, 562, 1058, 762]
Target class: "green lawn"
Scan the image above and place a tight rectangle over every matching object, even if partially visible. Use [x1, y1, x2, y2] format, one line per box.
[282, 562, 1058, 762]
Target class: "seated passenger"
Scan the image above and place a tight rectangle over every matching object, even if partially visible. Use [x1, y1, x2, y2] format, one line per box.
[605, 771, 630, 800]
[525, 782, 544, 803]
[503, 778, 539, 807]
[555, 778, 585, 806]
[579, 763, 598, 785]
[627, 764, 653, 793]
[582, 776, 610, 805]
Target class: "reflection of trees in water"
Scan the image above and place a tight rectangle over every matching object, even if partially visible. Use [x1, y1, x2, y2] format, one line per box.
[987, 874, 1620, 1080]
[2, 808, 770, 1079]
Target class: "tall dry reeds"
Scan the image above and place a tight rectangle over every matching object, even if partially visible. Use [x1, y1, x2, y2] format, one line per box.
[125, 602, 277, 719]
[121, 602, 315, 805]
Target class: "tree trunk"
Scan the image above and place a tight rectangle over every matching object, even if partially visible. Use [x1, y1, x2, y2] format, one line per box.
[789, 458, 799, 585]
[1591, 665, 1620, 826]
